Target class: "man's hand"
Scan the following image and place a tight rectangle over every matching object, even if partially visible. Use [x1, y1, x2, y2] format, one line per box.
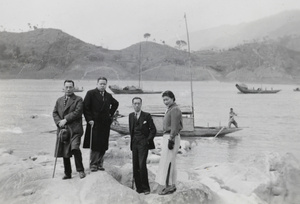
[58, 119, 67, 128]
[89, 120, 94, 126]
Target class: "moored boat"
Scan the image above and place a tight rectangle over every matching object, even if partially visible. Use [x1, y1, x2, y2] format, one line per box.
[109, 85, 162, 94]
[62, 87, 84, 92]
[110, 116, 241, 137]
[111, 14, 242, 137]
[236, 84, 280, 94]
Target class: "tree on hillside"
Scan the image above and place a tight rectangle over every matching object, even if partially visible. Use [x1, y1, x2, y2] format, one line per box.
[13, 46, 21, 58]
[0, 44, 7, 59]
[144, 33, 151, 41]
[176, 40, 187, 50]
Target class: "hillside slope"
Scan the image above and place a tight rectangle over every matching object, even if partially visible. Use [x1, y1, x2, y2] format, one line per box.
[186, 10, 300, 51]
[0, 28, 300, 83]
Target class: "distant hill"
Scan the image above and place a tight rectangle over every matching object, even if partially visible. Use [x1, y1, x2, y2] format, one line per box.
[185, 10, 300, 51]
[0, 27, 300, 83]
[194, 37, 300, 83]
[0, 28, 204, 81]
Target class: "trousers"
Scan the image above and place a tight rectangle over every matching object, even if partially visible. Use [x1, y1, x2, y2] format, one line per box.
[90, 150, 105, 168]
[132, 138, 150, 193]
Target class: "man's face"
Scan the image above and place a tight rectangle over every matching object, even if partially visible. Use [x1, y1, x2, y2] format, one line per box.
[64, 82, 74, 96]
[132, 99, 142, 112]
[97, 79, 107, 91]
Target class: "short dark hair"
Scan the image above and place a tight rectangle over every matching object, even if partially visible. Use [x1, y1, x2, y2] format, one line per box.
[162, 90, 176, 101]
[97, 77, 107, 83]
[132, 97, 142, 103]
[64, 79, 74, 87]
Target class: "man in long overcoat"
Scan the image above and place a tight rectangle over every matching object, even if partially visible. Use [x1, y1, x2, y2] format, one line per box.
[129, 97, 156, 194]
[53, 80, 85, 179]
[83, 77, 119, 172]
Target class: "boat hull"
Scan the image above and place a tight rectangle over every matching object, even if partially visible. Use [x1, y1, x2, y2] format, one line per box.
[236, 84, 280, 94]
[109, 86, 162, 94]
[110, 122, 241, 137]
[62, 88, 84, 92]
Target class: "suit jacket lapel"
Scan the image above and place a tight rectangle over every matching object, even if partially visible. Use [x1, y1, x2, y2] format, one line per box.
[139, 111, 145, 128]
[64, 94, 75, 113]
[58, 97, 65, 117]
[129, 113, 134, 135]
[94, 88, 103, 103]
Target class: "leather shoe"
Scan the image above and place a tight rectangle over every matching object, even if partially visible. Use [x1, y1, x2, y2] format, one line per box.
[90, 166, 97, 172]
[136, 190, 143, 194]
[79, 171, 86, 179]
[98, 166, 105, 171]
[144, 191, 150, 195]
[62, 174, 71, 180]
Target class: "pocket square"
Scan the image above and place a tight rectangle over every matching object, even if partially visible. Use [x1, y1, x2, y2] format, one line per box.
[143, 121, 147, 124]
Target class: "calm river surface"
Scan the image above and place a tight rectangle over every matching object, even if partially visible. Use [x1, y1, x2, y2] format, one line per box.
[0, 79, 299, 169]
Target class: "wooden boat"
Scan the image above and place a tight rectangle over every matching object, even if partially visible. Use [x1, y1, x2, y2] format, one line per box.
[110, 15, 242, 138]
[109, 43, 162, 95]
[62, 87, 84, 92]
[236, 84, 280, 94]
[111, 117, 242, 137]
[294, 88, 300, 92]
[109, 85, 162, 94]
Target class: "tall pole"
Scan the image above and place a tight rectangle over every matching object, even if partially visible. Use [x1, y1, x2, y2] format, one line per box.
[184, 13, 195, 125]
[138, 42, 142, 88]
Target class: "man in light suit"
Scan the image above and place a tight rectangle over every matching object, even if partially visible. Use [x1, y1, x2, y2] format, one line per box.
[129, 97, 156, 195]
[53, 80, 86, 179]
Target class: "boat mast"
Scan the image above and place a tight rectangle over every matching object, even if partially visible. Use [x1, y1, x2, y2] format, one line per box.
[138, 42, 142, 88]
[184, 13, 195, 124]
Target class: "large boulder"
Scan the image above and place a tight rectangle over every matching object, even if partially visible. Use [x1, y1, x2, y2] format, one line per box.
[253, 153, 300, 204]
[145, 181, 213, 204]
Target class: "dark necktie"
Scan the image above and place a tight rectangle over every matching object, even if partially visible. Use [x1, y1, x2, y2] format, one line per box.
[64, 97, 68, 107]
[134, 113, 138, 124]
[100, 91, 104, 101]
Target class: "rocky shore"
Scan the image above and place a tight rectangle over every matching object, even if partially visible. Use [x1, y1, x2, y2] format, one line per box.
[0, 136, 299, 204]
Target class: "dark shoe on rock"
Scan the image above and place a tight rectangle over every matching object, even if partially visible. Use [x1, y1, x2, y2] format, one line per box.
[144, 191, 150, 195]
[90, 166, 97, 172]
[136, 190, 143, 194]
[62, 174, 71, 180]
[98, 166, 105, 171]
[158, 186, 176, 195]
[79, 171, 86, 179]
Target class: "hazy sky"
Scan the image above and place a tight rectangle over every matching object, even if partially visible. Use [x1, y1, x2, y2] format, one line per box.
[1, 0, 300, 49]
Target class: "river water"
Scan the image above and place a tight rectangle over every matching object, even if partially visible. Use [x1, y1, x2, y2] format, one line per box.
[0, 79, 299, 169]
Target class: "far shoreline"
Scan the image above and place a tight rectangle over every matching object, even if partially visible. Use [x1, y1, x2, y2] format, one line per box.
[0, 78, 299, 85]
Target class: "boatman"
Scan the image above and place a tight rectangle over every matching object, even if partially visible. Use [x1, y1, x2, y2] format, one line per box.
[83, 77, 119, 172]
[228, 108, 238, 128]
[52, 79, 86, 179]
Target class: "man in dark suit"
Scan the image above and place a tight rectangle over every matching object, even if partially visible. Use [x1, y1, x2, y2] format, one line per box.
[83, 77, 119, 172]
[129, 97, 156, 195]
[53, 80, 86, 179]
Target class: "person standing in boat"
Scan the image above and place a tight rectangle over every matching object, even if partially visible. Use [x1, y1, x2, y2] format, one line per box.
[129, 97, 156, 195]
[83, 77, 119, 172]
[228, 108, 238, 128]
[155, 90, 182, 195]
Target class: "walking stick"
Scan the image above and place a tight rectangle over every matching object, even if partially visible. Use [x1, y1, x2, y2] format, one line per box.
[89, 123, 94, 163]
[52, 130, 62, 178]
[131, 175, 135, 190]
